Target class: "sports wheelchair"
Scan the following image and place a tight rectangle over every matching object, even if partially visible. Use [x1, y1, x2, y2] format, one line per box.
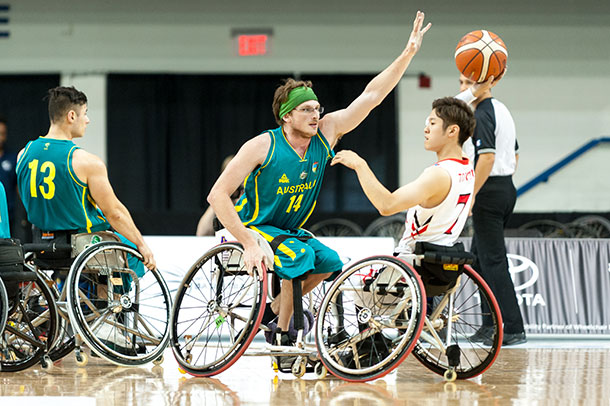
[1, 238, 59, 372]
[15, 229, 171, 368]
[170, 232, 502, 382]
[315, 241, 503, 381]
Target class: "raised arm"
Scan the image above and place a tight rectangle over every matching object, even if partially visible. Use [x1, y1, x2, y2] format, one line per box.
[73, 150, 156, 269]
[320, 11, 431, 148]
[207, 134, 270, 276]
[331, 150, 450, 215]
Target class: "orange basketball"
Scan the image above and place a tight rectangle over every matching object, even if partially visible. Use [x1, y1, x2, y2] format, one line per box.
[455, 30, 508, 83]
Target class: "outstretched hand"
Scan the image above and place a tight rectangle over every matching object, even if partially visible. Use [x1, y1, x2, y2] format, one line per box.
[405, 10, 432, 55]
[331, 150, 365, 171]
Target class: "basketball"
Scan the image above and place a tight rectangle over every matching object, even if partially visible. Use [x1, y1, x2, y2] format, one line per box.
[454, 30, 508, 83]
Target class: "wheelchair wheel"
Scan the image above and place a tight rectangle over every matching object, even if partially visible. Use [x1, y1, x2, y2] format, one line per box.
[0, 274, 59, 372]
[66, 242, 171, 366]
[29, 264, 76, 363]
[315, 255, 426, 382]
[364, 214, 406, 245]
[309, 219, 364, 237]
[0, 278, 8, 336]
[170, 242, 267, 376]
[413, 265, 503, 379]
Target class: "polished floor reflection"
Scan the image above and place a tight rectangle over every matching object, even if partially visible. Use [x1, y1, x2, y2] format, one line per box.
[1, 340, 610, 405]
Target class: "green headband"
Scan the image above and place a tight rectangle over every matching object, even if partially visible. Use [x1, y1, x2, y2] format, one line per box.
[279, 86, 318, 119]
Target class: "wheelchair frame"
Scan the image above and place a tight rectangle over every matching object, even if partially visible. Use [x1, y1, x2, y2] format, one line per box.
[169, 231, 504, 382]
[20, 233, 172, 369]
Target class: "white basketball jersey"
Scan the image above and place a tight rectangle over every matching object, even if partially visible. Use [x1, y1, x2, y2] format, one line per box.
[396, 158, 475, 254]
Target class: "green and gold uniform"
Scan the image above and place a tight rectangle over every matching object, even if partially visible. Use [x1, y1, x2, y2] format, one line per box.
[236, 127, 343, 280]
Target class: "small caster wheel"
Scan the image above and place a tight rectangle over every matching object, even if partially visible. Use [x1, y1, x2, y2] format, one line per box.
[178, 367, 187, 375]
[314, 362, 327, 379]
[185, 353, 192, 364]
[444, 368, 457, 382]
[272, 360, 279, 373]
[75, 352, 89, 367]
[291, 359, 306, 378]
[41, 355, 53, 370]
[153, 355, 164, 366]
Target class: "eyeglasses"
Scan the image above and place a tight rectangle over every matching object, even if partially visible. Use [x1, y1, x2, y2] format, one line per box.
[294, 106, 324, 115]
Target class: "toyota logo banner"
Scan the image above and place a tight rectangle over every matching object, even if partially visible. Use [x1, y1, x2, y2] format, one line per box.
[462, 238, 610, 335]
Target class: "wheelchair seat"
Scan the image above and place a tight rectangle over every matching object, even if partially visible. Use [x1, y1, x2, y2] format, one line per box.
[410, 241, 475, 297]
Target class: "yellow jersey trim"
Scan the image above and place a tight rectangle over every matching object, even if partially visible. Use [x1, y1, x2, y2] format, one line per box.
[235, 197, 248, 213]
[16, 141, 34, 173]
[260, 131, 275, 169]
[81, 187, 93, 233]
[316, 131, 333, 160]
[242, 174, 260, 226]
[298, 200, 317, 229]
[249, 225, 296, 264]
[281, 127, 309, 162]
[67, 146, 87, 188]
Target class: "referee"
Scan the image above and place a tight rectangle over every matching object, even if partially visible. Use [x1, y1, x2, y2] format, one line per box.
[457, 72, 527, 346]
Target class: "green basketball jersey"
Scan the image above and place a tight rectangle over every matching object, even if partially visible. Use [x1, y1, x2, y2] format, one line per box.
[236, 127, 334, 230]
[0, 182, 10, 238]
[16, 138, 109, 233]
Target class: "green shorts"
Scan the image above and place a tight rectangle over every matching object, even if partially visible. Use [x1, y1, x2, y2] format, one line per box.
[249, 225, 343, 280]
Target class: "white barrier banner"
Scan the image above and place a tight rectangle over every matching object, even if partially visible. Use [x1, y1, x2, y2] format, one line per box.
[145, 236, 395, 294]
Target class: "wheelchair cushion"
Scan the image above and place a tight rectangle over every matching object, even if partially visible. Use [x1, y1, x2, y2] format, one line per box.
[0, 239, 36, 294]
[413, 241, 475, 296]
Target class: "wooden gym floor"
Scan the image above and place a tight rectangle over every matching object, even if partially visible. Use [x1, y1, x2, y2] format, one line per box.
[1, 338, 609, 405]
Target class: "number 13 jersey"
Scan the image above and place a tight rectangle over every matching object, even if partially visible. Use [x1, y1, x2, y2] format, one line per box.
[16, 138, 109, 233]
[236, 127, 334, 230]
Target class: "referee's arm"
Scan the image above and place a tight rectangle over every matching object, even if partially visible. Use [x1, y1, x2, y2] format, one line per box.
[473, 153, 495, 197]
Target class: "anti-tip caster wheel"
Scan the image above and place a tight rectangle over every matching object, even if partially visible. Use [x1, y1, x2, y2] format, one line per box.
[291, 358, 307, 378]
[314, 362, 327, 379]
[444, 368, 457, 382]
[41, 355, 53, 371]
[75, 352, 89, 367]
[153, 355, 164, 366]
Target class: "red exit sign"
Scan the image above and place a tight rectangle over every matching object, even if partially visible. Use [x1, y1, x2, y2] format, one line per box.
[231, 28, 273, 57]
[238, 34, 268, 56]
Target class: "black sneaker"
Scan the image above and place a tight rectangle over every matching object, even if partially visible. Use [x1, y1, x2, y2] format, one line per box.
[469, 326, 494, 343]
[275, 330, 294, 347]
[273, 330, 297, 372]
[260, 305, 278, 326]
[488, 331, 526, 346]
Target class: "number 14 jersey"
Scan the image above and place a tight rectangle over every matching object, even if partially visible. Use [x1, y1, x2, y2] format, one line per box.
[236, 127, 334, 230]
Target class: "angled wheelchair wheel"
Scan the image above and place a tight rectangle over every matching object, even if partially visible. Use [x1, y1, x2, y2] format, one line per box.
[413, 265, 503, 379]
[28, 263, 76, 363]
[170, 242, 267, 377]
[0, 278, 7, 336]
[315, 256, 426, 382]
[66, 242, 171, 366]
[309, 219, 364, 237]
[0, 274, 59, 372]
[364, 214, 406, 246]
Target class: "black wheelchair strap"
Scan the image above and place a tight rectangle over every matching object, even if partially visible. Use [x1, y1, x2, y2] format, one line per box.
[269, 234, 312, 254]
[423, 251, 475, 265]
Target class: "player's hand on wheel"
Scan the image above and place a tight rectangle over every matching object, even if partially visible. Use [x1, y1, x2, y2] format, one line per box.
[244, 244, 267, 280]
